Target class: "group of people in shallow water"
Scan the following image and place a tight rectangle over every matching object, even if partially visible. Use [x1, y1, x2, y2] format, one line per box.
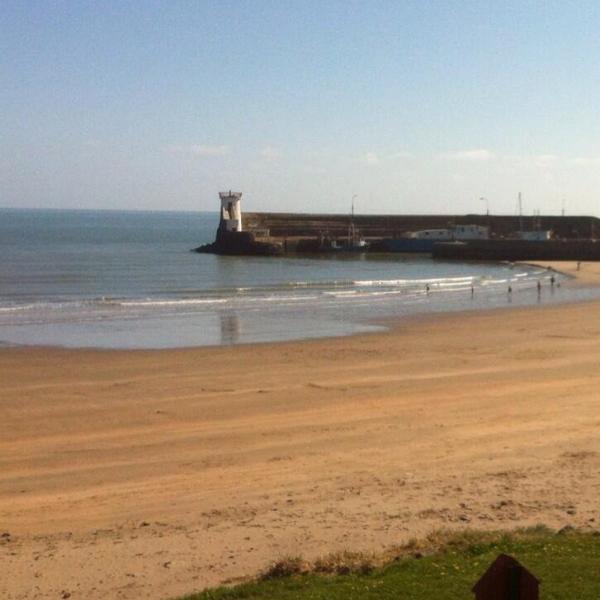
[535, 275, 556, 293]
[510, 273, 556, 296]
[424, 271, 558, 297]
[509, 274, 556, 296]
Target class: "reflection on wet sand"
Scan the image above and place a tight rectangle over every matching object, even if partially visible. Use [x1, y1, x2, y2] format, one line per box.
[220, 312, 240, 344]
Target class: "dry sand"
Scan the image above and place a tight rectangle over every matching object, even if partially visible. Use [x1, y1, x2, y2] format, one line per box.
[527, 260, 600, 286]
[2, 261, 600, 600]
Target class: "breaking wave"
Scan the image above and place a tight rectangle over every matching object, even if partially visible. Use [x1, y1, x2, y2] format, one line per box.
[0, 265, 558, 328]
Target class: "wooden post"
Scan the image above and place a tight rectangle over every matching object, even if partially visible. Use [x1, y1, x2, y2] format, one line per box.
[508, 564, 522, 600]
[472, 554, 539, 600]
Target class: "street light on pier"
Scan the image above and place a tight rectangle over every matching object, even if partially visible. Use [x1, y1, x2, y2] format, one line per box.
[479, 196, 489, 216]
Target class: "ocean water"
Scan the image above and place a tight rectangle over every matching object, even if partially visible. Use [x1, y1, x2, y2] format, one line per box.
[1, 208, 598, 349]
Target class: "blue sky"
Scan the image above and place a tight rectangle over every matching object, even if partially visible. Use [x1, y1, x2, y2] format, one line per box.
[2, 1, 600, 215]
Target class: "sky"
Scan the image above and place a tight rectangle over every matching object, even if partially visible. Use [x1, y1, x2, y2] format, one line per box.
[2, 1, 600, 216]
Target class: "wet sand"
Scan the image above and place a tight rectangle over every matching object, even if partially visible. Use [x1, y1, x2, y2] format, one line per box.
[2, 261, 600, 599]
[527, 260, 600, 286]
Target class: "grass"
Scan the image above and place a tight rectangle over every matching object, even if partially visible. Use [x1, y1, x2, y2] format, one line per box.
[180, 527, 600, 599]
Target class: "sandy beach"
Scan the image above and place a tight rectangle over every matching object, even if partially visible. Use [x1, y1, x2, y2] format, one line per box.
[2, 261, 600, 600]
[527, 260, 600, 286]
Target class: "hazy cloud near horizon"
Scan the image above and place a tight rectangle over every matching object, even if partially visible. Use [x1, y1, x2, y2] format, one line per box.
[2, 1, 600, 216]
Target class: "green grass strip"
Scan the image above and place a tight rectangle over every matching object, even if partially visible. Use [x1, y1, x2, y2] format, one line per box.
[181, 527, 600, 600]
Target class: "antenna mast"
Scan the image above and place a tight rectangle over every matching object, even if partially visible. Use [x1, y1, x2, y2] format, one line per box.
[349, 195, 358, 244]
[518, 192, 523, 231]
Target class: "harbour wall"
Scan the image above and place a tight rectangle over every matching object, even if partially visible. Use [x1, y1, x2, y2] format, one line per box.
[243, 212, 600, 240]
[433, 239, 600, 261]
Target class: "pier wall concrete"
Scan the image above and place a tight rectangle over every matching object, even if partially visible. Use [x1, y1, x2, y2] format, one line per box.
[243, 212, 600, 240]
[433, 239, 600, 261]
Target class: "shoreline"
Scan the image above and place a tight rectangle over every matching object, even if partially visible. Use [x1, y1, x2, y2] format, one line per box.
[2, 261, 600, 600]
[0, 261, 597, 355]
[523, 260, 600, 287]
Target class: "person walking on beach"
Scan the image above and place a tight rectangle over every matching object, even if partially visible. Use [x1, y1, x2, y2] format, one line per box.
[537, 280, 541, 295]
[550, 275, 555, 287]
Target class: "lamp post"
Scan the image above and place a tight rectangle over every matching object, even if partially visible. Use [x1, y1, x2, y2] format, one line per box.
[479, 197, 489, 216]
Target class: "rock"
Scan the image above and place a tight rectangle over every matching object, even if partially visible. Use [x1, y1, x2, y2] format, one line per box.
[194, 230, 283, 256]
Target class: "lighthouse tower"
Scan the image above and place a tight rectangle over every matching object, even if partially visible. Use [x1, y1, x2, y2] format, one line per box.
[219, 191, 243, 233]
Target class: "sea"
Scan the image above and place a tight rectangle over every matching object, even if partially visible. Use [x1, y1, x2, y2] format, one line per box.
[1, 208, 599, 349]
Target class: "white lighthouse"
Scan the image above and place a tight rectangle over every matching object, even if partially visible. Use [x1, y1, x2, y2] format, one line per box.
[219, 191, 243, 233]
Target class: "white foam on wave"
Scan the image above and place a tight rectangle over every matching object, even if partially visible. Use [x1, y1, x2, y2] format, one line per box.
[119, 298, 229, 307]
[353, 276, 476, 287]
[481, 278, 508, 285]
[434, 280, 476, 289]
[0, 265, 555, 330]
[323, 290, 357, 297]
[0, 304, 37, 313]
[240, 295, 319, 303]
[327, 290, 406, 299]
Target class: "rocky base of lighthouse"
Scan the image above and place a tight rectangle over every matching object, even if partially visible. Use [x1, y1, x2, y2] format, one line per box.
[193, 229, 283, 256]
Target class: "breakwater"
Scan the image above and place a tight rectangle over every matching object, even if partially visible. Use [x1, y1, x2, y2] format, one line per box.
[195, 210, 600, 259]
[243, 212, 600, 240]
[433, 239, 600, 261]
